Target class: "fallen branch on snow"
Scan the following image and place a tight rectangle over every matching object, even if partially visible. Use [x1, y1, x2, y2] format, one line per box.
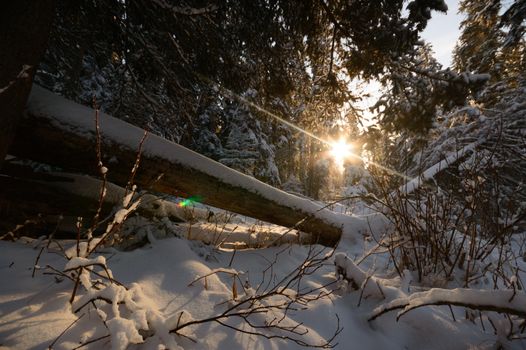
[369, 287, 526, 321]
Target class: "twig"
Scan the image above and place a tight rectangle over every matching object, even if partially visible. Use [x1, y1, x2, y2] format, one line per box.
[32, 246, 45, 278]
[48, 313, 85, 349]
[71, 334, 110, 350]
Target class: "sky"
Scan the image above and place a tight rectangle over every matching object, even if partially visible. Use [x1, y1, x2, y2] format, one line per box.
[420, 0, 464, 67]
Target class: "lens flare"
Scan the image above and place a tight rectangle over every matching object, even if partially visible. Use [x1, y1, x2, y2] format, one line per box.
[330, 138, 353, 171]
[178, 195, 202, 208]
[200, 74, 411, 182]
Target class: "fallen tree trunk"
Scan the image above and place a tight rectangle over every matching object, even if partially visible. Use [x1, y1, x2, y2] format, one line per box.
[0, 174, 110, 236]
[0, 162, 186, 233]
[9, 86, 359, 245]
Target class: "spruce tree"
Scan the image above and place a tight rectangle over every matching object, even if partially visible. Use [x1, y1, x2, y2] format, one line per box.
[34, 0, 454, 190]
[453, 0, 503, 79]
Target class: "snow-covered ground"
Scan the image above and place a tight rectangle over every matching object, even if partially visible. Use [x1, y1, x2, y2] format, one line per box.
[1, 86, 525, 349]
[1, 202, 525, 349]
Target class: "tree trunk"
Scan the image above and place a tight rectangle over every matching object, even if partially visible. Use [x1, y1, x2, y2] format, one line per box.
[0, 1, 55, 169]
[9, 86, 356, 246]
[0, 162, 186, 235]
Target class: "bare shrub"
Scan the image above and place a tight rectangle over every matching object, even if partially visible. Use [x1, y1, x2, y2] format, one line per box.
[42, 233, 341, 348]
[361, 142, 525, 289]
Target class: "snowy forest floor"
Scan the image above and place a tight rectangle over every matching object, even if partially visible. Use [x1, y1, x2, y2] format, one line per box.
[1, 200, 525, 350]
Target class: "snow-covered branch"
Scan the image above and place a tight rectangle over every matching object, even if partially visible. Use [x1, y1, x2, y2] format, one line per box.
[396, 141, 480, 195]
[0, 65, 32, 95]
[334, 253, 401, 301]
[370, 288, 526, 321]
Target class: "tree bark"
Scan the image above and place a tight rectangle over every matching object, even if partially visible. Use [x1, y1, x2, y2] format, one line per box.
[9, 86, 352, 246]
[0, 1, 55, 169]
[0, 162, 186, 234]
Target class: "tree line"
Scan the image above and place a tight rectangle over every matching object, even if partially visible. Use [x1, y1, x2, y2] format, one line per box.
[2, 0, 525, 199]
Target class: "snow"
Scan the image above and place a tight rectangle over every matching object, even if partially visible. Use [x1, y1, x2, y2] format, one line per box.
[107, 317, 144, 350]
[64, 255, 106, 270]
[2, 212, 525, 349]
[3, 85, 526, 350]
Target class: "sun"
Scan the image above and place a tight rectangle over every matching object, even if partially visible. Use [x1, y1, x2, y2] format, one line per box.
[330, 138, 353, 171]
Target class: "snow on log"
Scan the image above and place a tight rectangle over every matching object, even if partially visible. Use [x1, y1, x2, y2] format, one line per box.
[9, 85, 364, 245]
[369, 287, 526, 321]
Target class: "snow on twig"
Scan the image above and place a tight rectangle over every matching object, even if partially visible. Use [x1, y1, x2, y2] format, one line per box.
[0, 65, 32, 95]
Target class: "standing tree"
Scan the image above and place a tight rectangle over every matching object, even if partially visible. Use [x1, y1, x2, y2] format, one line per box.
[0, 1, 55, 168]
[454, 0, 526, 84]
[453, 0, 503, 80]
[32, 0, 459, 192]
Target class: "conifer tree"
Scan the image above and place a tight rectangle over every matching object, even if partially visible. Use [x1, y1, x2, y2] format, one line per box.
[35, 0, 453, 190]
[453, 0, 503, 78]
[454, 0, 525, 83]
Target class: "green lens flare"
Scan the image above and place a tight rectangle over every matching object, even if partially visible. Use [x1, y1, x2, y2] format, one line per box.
[178, 195, 203, 208]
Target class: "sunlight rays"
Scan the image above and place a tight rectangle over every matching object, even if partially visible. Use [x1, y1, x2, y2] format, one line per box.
[204, 76, 412, 182]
